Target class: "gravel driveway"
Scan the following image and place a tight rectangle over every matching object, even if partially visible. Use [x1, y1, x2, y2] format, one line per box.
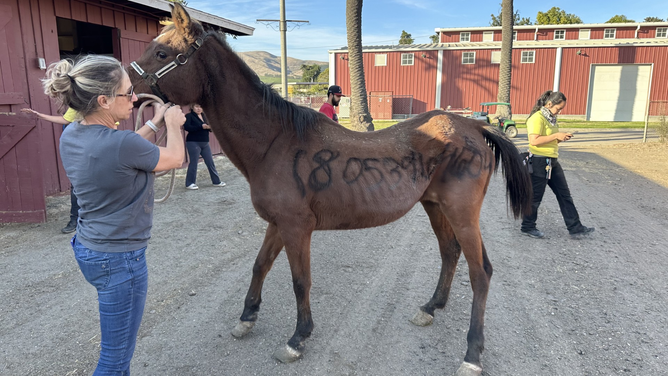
[1, 129, 667, 375]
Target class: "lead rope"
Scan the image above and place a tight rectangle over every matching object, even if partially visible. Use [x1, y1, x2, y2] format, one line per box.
[135, 93, 176, 203]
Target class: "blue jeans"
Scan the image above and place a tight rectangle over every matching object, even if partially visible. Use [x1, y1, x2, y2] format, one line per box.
[71, 236, 148, 376]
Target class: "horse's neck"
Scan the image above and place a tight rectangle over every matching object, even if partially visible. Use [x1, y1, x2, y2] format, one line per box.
[199, 41, 284, 178]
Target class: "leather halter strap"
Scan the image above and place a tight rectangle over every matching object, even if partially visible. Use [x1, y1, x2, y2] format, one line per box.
[130, 37, 205, 103]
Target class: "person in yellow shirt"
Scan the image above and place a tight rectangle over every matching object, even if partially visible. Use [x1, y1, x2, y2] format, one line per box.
[21, 107, 80, 233]
[520, 90, 594, 239]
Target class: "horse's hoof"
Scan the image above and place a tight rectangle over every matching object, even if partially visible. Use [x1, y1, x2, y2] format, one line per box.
[231, 320, 255, 338]
[409, 309, 433, 326]
[454, 361, 482, 376]
[273, 344, 302, 363]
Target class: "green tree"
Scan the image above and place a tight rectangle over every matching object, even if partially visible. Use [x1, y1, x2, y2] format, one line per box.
[517, 16, 532, 25]
[308, 68, 330, 94]
[495, 0, 513, 120]
[316, 67, 329, 83]
[606, 15, 635, 23]
[429, 33, 440, 43]
[301, 64, 321, 82]
[166, 0, 188, 6]
[643, 17, 665, 22]
[536, 7, 582, 25]
[346, 0, 374, 131]
[399, 30, 414, 45]
[490, 3, 531, 26]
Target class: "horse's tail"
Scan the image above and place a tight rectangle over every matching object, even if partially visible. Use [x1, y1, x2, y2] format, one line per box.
[481, 126, 532, 219]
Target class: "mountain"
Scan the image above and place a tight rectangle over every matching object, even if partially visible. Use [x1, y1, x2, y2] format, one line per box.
[236, 51, 328, 80]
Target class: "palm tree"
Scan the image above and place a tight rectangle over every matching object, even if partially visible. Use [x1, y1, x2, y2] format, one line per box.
[495, 0, 513, 121]
[346, 0, 374, 131]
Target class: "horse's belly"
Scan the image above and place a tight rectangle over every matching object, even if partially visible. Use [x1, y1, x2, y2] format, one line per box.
[312, 181, 427, 230]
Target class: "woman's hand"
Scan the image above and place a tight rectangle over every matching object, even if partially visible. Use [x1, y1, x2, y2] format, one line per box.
[150, 103, 170, 127]
[555, 132, 573, 142]
[20, 108, 40, 117]
[154, 105, 186, 172]
[202, 123, 211, 130]
[164, 105, 186, 129]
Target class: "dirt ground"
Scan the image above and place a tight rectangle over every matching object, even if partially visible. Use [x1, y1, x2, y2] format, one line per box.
[1, 129, 667, 376]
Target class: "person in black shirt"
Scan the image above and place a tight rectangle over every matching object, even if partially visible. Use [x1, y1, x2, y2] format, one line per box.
[183, 104, 225, 189]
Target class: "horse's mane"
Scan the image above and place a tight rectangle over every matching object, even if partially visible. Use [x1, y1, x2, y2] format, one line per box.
[220, 34, 321, 140]
[161, 22, 321, 140]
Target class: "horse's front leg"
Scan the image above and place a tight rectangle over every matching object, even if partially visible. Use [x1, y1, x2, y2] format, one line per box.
[232, 223, 284, 338]
[272, 222, 315, 363]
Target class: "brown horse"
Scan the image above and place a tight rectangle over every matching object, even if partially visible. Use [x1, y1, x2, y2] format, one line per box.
[130, 5, 531, 375]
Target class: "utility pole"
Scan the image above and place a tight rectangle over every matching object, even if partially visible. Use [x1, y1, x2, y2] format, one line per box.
[257, 0, 308, 98]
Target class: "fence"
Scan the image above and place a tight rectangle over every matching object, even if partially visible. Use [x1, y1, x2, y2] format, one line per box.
[390, 95, 414, 119]
[288, 95, 328, 111]
[644, 100, 668, 143]
[288, 94, 414, 120]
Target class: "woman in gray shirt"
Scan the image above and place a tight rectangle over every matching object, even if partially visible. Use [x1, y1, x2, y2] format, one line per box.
[42, 54, 185, 375]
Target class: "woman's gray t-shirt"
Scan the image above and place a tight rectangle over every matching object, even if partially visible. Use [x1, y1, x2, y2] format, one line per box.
[60, 122, 160, 253]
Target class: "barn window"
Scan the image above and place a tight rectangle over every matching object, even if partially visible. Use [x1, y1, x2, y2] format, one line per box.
[375, 54, 387, 66]
[491, 51, 501, 64]
[401, 53, 414, 66]
[554, 30, 565, 40]
[462, 52, 476, 64]
[521, 50, 535, 63]
[604, 28, 616, 39]
[483, 31, 494, 42]
[460, 32, 470, 42]
[657, 27, 668, 38]
[513, 31, 518, 41]
[579, 29, 590, 40]
[56, 18, 114, 59]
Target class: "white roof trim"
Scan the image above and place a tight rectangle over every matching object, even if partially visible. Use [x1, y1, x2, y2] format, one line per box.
[329, 38, 668, 53]
[126, 0, 254, 36]
[435, 22, 668, 33]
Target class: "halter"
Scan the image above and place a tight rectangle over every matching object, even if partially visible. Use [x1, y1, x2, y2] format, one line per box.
[130, 37, 205, 103]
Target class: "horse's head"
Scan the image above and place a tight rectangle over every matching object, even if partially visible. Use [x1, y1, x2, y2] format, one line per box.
[129, 3, 206, 105]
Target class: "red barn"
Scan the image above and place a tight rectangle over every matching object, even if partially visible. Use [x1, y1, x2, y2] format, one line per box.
[329, 22, 668, 121]
[0, 0, 252, 223]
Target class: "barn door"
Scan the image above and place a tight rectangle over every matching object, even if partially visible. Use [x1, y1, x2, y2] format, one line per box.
[0, 3, 46, 223]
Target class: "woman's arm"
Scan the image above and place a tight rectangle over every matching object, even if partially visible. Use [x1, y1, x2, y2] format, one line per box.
[527, 114, 572, 146]
[137, 103, 170, 140]
[529, 132, 572, 146]
[153, 106, 186, 172]
[20, 108, 69, 125]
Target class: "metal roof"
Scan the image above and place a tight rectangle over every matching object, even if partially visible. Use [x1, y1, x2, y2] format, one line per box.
[435, 22, 668, 33]
[329, 38, 668, 53]
[124, 0, 254, 36]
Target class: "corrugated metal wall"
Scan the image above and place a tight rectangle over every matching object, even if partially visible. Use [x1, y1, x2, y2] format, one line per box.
[438, 48, 555, 114]
[338, 24, 668, 117]
[560, 46, 668, 116]
[335, 50, 438, 115]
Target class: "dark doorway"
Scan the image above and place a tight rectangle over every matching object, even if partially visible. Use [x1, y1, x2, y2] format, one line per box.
[56, 18, 114, 59]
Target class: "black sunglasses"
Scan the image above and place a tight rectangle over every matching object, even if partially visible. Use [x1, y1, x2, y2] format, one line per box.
[115, 85, 134, 98]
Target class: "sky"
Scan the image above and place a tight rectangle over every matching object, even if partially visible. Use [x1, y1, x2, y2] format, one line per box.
[185, 0, 667, 62]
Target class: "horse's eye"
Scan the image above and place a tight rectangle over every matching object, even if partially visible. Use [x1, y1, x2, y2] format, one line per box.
[156, 51, 168, 60]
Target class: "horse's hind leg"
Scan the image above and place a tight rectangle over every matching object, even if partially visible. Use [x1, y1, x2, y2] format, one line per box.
[446, 203, 492, 376]
[410, 200, 462, 327]
[231, 223, 284, 338]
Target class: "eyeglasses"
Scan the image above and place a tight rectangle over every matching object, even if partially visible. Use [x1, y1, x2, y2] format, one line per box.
[115, 85, 134, 98]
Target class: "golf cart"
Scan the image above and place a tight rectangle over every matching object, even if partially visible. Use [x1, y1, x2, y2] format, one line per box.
[471, 102, 518, 138]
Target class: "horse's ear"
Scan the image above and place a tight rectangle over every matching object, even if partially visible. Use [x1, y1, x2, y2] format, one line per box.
[171, 3, 193, 38]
